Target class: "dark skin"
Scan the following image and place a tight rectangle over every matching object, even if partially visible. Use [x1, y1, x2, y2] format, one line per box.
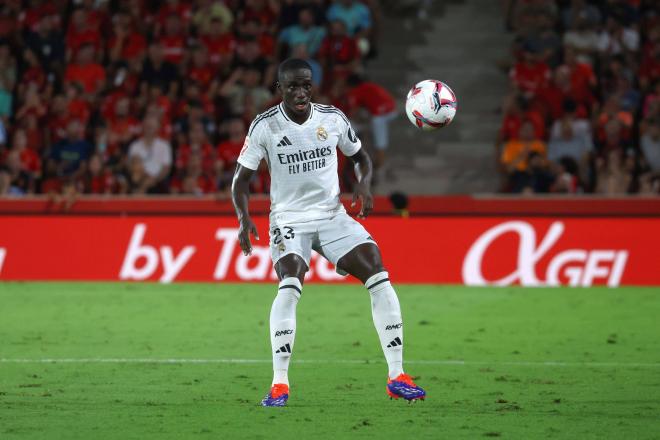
[231, 67, 383, 286]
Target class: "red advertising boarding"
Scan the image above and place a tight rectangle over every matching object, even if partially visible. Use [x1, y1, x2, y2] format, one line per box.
[0, 216, 658, 286]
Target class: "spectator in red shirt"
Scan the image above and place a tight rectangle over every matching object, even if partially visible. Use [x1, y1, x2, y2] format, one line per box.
[108, 12, 147, 64]
[20, 0, 60, 33]
[156, 0, 192, 32]
[175, 81, 214, 121]
[15, 82, 47, 126]
[17, 48, 46, 101]
[510, 42, 551, 100]
[239, 18, 276, 60]
[11, 128, 41, 179]
[171, 152, 215, 195]
[215, 118, 246, 192]
[175, 122, 215, 175]
[78, 153, 116, 194]
[237, 0, 279, 33]
[64, 43, 106, 95]
[107, 96, 142, 155]
[159, 13, 187, 66]
[46, 94, 70, 147]
[65, 82, 91, 124]
[188, 46, 215, 92]
[66, 8, 102, 61]
[200, 16, 237, 71]
[563, 46, 597, 102]
[540, 65, 593, 120]
[319, 20, 360, 85]
[347, 74, 397, 175]
[498, 94, 546, 153]
[144, 98, 174, 141]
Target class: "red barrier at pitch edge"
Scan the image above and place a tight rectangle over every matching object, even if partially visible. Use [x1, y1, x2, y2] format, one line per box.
[1, 216, 658, 286]
[1, 195, 660, 216]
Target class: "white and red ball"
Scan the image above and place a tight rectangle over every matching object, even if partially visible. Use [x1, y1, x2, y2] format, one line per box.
[405, 79, 458, 131]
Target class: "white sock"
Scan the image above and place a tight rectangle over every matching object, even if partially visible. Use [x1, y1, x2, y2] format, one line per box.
[366, 271, 404, 379]
[270, 277, 301, 386]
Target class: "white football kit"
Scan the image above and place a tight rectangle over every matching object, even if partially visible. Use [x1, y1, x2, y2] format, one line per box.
[237, 102, 376, 272]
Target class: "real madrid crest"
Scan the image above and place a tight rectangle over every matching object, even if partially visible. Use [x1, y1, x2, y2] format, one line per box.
[316, 126, 328, 141]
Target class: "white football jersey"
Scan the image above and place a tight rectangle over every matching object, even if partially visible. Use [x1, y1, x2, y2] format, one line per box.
[238, 102, 362, 224]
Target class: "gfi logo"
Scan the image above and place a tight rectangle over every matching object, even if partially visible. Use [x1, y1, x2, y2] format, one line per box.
[385, 323, 403, 330]
[462, 221, 628, 287]
[275, 330, 294, 337]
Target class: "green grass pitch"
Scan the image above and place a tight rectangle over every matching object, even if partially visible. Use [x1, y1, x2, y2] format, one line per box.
[1, 283, 659, 439]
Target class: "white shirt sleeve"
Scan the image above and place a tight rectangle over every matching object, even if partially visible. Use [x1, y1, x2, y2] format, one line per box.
[128, 140, 141, 158]
[336, 112, 361, 157]
[159, 139, 173, 167]
[237, 118, 267, 170]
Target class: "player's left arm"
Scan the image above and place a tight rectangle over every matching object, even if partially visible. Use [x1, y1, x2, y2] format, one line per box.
[347, 148, 374, 218]
[337, 112, 373, 218]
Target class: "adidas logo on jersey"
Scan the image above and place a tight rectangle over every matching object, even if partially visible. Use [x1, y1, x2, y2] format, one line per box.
[276, 343, 292, 353]
[276, 136, 293, 147]
[387, 337, 402, 348]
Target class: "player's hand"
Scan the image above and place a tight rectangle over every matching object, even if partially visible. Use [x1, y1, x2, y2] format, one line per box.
[238, 217, 259, 255]
[351, 182, 373, 218]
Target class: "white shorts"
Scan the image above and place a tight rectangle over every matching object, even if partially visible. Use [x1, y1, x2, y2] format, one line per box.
[269, 211, 376, 276]
[371, 110, 397, 150]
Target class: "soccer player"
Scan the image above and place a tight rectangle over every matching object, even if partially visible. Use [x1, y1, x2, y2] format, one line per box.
[231, 58, 426, 407]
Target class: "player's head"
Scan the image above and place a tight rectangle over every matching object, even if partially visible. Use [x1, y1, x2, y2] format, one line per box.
[277, 58, 313, 117]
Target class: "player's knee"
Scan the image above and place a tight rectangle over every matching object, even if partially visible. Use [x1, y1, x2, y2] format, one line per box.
[337, 243, 386, 283]
[363, 263, 386, 282]
[276, 254, 308, 285]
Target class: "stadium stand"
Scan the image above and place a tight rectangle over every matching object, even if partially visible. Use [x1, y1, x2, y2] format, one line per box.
[0, 0, 384, 198]
[500, 0, 660, 195]
[1, 0, 657, 198]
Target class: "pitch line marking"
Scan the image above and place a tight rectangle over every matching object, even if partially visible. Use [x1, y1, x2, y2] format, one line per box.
[1, 358, 659, 368]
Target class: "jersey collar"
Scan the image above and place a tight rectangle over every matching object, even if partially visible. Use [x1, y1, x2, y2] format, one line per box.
[279, 102, 314, 125]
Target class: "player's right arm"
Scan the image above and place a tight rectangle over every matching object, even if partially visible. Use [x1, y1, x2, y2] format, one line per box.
[232, 164, 259, 256]
[231, 120, 267, 256]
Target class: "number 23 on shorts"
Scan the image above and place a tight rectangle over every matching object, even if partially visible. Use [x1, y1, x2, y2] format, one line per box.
[272, 226, 295, 245]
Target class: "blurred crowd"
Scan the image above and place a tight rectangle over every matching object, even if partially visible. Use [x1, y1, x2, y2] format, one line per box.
[0, 0, 389, 197]
[499, 0, 660, 195]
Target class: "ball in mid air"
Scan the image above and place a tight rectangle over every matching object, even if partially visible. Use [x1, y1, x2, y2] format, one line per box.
[405, 79, 458, 131]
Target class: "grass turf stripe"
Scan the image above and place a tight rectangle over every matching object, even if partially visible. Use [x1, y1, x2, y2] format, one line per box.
[1, 358, 659, 367]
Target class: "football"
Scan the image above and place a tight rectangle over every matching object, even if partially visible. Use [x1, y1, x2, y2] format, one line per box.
[405, 79, 458, 131]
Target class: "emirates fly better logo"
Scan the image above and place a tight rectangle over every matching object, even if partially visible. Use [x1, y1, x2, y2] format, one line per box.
[462, 221, 629, 287]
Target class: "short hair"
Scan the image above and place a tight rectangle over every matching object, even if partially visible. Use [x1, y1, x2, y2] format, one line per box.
[277, 58, 312, 82]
